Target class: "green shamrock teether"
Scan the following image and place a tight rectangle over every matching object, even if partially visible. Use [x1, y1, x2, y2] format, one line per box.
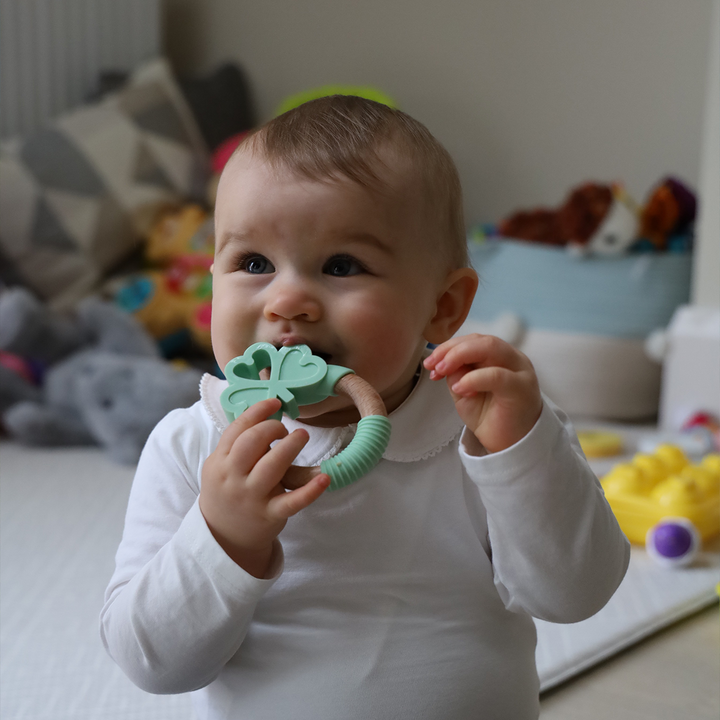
[220, 342, 391, 491]
[221, 343, 353, 422]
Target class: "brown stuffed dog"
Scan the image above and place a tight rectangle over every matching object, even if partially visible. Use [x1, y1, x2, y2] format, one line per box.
[498, 183, 614, 246]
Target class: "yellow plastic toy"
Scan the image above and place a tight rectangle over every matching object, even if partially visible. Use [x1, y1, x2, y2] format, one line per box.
[601, 445, 720, 544]
[577, 430, 624, 458]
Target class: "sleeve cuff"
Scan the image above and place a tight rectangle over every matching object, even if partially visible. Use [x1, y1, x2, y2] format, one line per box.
[458, 397, 567, 486]
[176, 499, 284, 592]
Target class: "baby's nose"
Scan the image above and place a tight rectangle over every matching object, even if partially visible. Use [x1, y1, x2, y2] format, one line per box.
[264, 276, 322, 322]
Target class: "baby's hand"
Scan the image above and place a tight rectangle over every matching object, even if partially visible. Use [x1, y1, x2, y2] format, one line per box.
[424, 334, 543, 453]
[199, 398, 330, 578]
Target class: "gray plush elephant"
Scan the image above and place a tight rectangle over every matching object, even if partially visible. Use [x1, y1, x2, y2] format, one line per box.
[0, 287, 202, 464]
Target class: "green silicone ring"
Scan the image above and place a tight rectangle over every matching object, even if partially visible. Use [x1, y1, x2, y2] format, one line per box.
[321, 415, 392, 491]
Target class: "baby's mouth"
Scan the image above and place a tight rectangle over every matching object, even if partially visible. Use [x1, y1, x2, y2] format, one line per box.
[272, 341, 333, 365]
[311, 349, 333, 363]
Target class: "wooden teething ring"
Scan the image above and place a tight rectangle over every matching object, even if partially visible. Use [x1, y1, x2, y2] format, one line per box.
[221, 345, 392, 492]
[265, 372, 388, 490]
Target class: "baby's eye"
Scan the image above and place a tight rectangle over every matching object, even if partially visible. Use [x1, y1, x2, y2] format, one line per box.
[238, 253, 274, 274]
[323, 255, 365, 277]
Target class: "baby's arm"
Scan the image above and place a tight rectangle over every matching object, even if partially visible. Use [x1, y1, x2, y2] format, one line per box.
[459, 398, 630, 622]
[100, 400, 328, 694]
[427, 334, 629, 621]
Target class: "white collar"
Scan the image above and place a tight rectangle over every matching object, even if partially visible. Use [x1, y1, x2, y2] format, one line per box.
[200, 362, 464, 465]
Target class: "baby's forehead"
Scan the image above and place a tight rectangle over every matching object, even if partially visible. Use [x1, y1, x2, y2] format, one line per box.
[229, 134, 423, 191]
[218, 142, 438, 249]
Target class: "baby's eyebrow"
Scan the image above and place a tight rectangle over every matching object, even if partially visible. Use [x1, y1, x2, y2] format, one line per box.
[215, 230, 251, 255]
[343, 232, 394, 256]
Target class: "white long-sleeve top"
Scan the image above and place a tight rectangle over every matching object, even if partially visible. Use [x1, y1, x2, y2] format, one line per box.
[101, 366, 629, 720]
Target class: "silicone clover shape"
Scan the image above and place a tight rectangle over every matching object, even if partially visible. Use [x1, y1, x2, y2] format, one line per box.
[220, 342, 352, 422]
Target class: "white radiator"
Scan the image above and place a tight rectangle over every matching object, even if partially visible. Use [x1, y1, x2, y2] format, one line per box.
[0, 0, 161, 139]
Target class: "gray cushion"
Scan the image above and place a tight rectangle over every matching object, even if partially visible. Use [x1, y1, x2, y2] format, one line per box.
[0, 58, 209, 303]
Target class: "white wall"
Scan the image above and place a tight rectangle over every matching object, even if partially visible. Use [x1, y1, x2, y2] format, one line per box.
[692, 0, 719, 308]
[165, 0, 717, 300]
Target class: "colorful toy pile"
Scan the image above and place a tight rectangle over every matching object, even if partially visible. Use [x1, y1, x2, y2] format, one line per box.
[601, 444, 720, 545]
[112, 204, 214, 356]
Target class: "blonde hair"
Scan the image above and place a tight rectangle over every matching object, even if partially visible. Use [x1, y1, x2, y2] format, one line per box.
[237, 95, 468, 268]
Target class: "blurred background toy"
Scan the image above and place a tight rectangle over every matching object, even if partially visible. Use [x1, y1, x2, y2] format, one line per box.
[577, 430, 625, 458]
[275, 85, 396, 116]
[637, 410, 720, 456]
[637, 176, 697, 252]
[601, 443, 720, 546]
[0, 287, 201, 463]
[497, 181, 639, 254]
[681, 411, 720, 451]
[646, 517, 701, 568]
[206, 131, 250, 206]
[497, 176, 696, 256]
[0, 349, 42, 416]
[110, 203, 214, 357]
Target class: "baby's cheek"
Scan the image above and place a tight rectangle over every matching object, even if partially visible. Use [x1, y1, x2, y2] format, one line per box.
[359, 325, 422, 381]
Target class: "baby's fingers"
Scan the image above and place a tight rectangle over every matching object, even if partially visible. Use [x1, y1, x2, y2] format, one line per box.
[216, 398, 282, 456]
[267, 473, 331, 519]
[248, 428, 310, 494]
[429, 334, 525, 378]
[450, 365, 515, 398]
[423, 336, 468, 371]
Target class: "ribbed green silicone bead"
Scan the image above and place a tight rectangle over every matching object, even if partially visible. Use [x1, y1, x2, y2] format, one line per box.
[321, 415, 392, 491]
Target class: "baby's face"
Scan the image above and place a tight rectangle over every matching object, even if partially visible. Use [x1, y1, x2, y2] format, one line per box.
[211, 149, 447, 424]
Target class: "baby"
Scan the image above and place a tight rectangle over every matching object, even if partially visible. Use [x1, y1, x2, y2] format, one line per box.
[101, 96, 629, 719]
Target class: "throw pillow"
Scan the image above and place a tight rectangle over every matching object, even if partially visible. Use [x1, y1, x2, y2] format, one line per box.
[0, 57, 209, 304]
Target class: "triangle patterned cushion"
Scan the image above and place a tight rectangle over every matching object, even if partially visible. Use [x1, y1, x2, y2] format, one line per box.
[0, 58, 210, 302]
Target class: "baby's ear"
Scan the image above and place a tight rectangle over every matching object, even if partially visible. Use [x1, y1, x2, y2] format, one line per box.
[423, 267, 478, 345]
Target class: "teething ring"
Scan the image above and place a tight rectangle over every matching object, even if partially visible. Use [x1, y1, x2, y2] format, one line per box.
[220, 343, 392, 492]
[281, 373, 389, 490]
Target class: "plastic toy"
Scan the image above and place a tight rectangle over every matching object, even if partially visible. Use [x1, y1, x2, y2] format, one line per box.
[221, 343, 391, 491]
[275, 86, 396, 117]
[577, 430, 624, 458]
[646, 518, 700, 568]
[682, 412, 720, 452]
[637, 412, 720, 457]
[601, 444, 720, 544]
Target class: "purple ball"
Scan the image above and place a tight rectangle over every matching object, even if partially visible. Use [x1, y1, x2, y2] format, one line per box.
[652, 523, 694, 558]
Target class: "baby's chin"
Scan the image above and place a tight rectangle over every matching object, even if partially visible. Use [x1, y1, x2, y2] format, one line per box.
[295, 395, 362, 428]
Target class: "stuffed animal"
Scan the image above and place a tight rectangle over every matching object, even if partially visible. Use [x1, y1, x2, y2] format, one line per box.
[110, 203, 214, 355]
[638, 176, 697, 251]
[498, 182, 638, 255]
[0, 287, 202, 464]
